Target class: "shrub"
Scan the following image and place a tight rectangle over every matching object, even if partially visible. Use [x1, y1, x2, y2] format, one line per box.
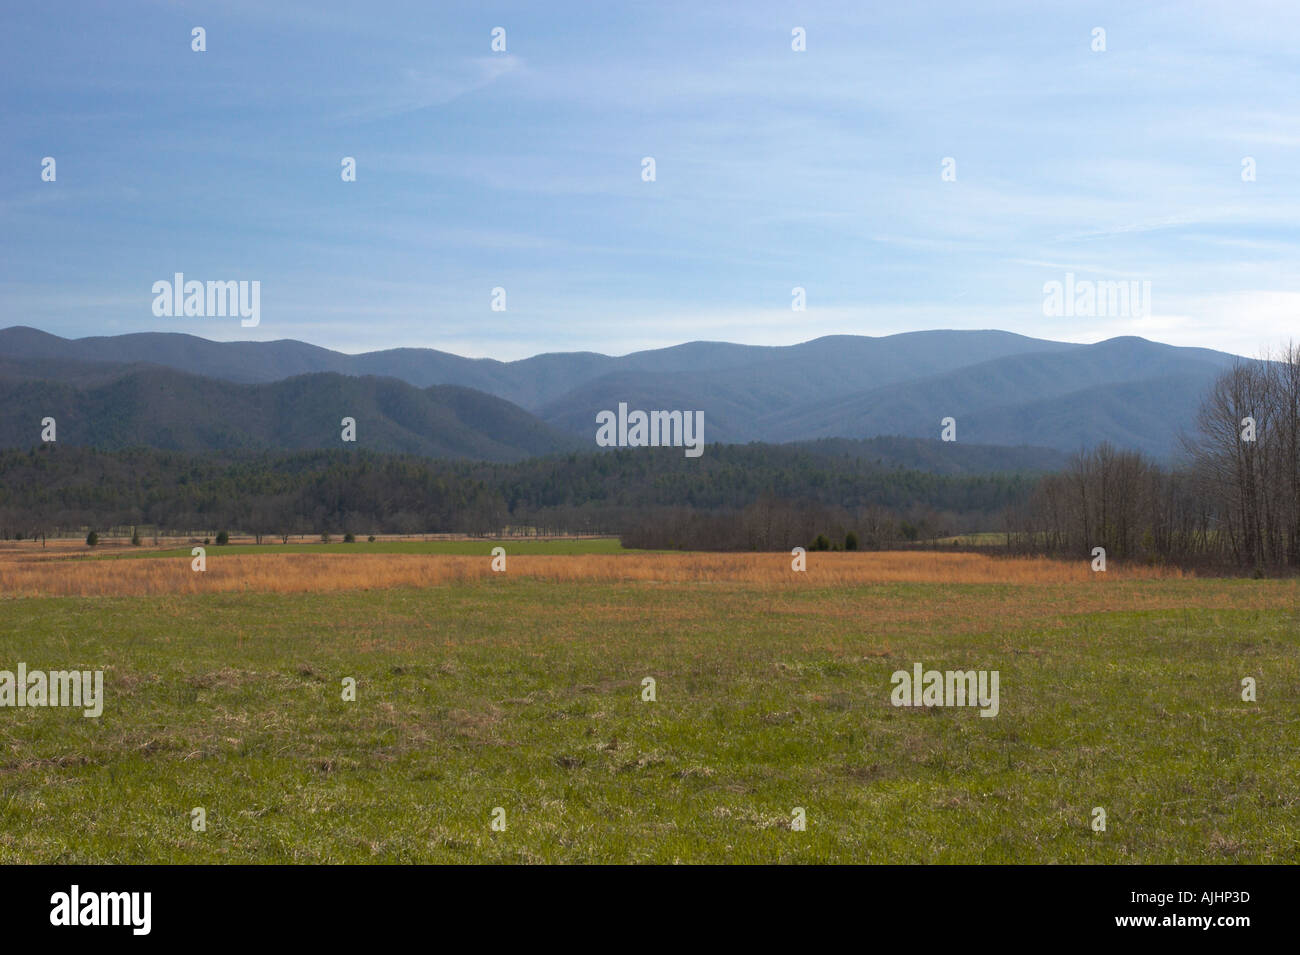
[321, 532, 331, 544]
[811, 534, 831, 551]
[367, 535, 376, 543]
[216, 530, 229, 545]
[845, 531, 859, 551]
[343, 533, 355, 543]
[131, 527, 141, 546]
[85, 531, 98, 546]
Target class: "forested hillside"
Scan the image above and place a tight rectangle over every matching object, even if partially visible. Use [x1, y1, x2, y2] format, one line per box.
[0, 440, 1040, 544]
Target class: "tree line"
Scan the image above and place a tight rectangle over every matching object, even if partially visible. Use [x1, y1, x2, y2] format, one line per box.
[1006, 345, 1300, 572]
[0, 442, 1034, 545]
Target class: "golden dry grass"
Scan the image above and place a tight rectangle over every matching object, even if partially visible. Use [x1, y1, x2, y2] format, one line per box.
[0, 548, 1192, 598]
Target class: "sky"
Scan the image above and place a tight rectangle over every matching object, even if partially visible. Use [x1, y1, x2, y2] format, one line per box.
[2, 0, 1298, 360]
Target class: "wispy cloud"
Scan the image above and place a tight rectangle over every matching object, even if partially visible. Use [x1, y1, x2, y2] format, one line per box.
[330, 57, 524, 124]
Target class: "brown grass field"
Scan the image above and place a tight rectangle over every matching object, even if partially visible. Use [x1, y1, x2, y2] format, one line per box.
[0, 545, 1197, 598]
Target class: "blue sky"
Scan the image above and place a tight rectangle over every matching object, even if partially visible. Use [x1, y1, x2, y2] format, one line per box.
[2, 0, 1298, 359]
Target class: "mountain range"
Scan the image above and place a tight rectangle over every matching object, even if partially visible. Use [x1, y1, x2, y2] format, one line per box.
[0, 326, 1245, 464]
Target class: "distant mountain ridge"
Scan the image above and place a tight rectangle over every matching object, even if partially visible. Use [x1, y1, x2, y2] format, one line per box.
[0, 362, 581, 461]
[0, 326, 1247, 460]
[0, 326, 1069, 407]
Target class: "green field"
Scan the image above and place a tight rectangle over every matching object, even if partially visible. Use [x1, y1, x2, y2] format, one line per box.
[932, 532, 1007, 546]
[1, 576, 1297, 863]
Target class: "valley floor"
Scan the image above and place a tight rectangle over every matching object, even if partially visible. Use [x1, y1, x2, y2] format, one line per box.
[0, 551, 1295, 863]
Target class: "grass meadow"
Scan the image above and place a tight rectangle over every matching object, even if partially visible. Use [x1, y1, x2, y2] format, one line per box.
[0, 543, 1296, 863]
